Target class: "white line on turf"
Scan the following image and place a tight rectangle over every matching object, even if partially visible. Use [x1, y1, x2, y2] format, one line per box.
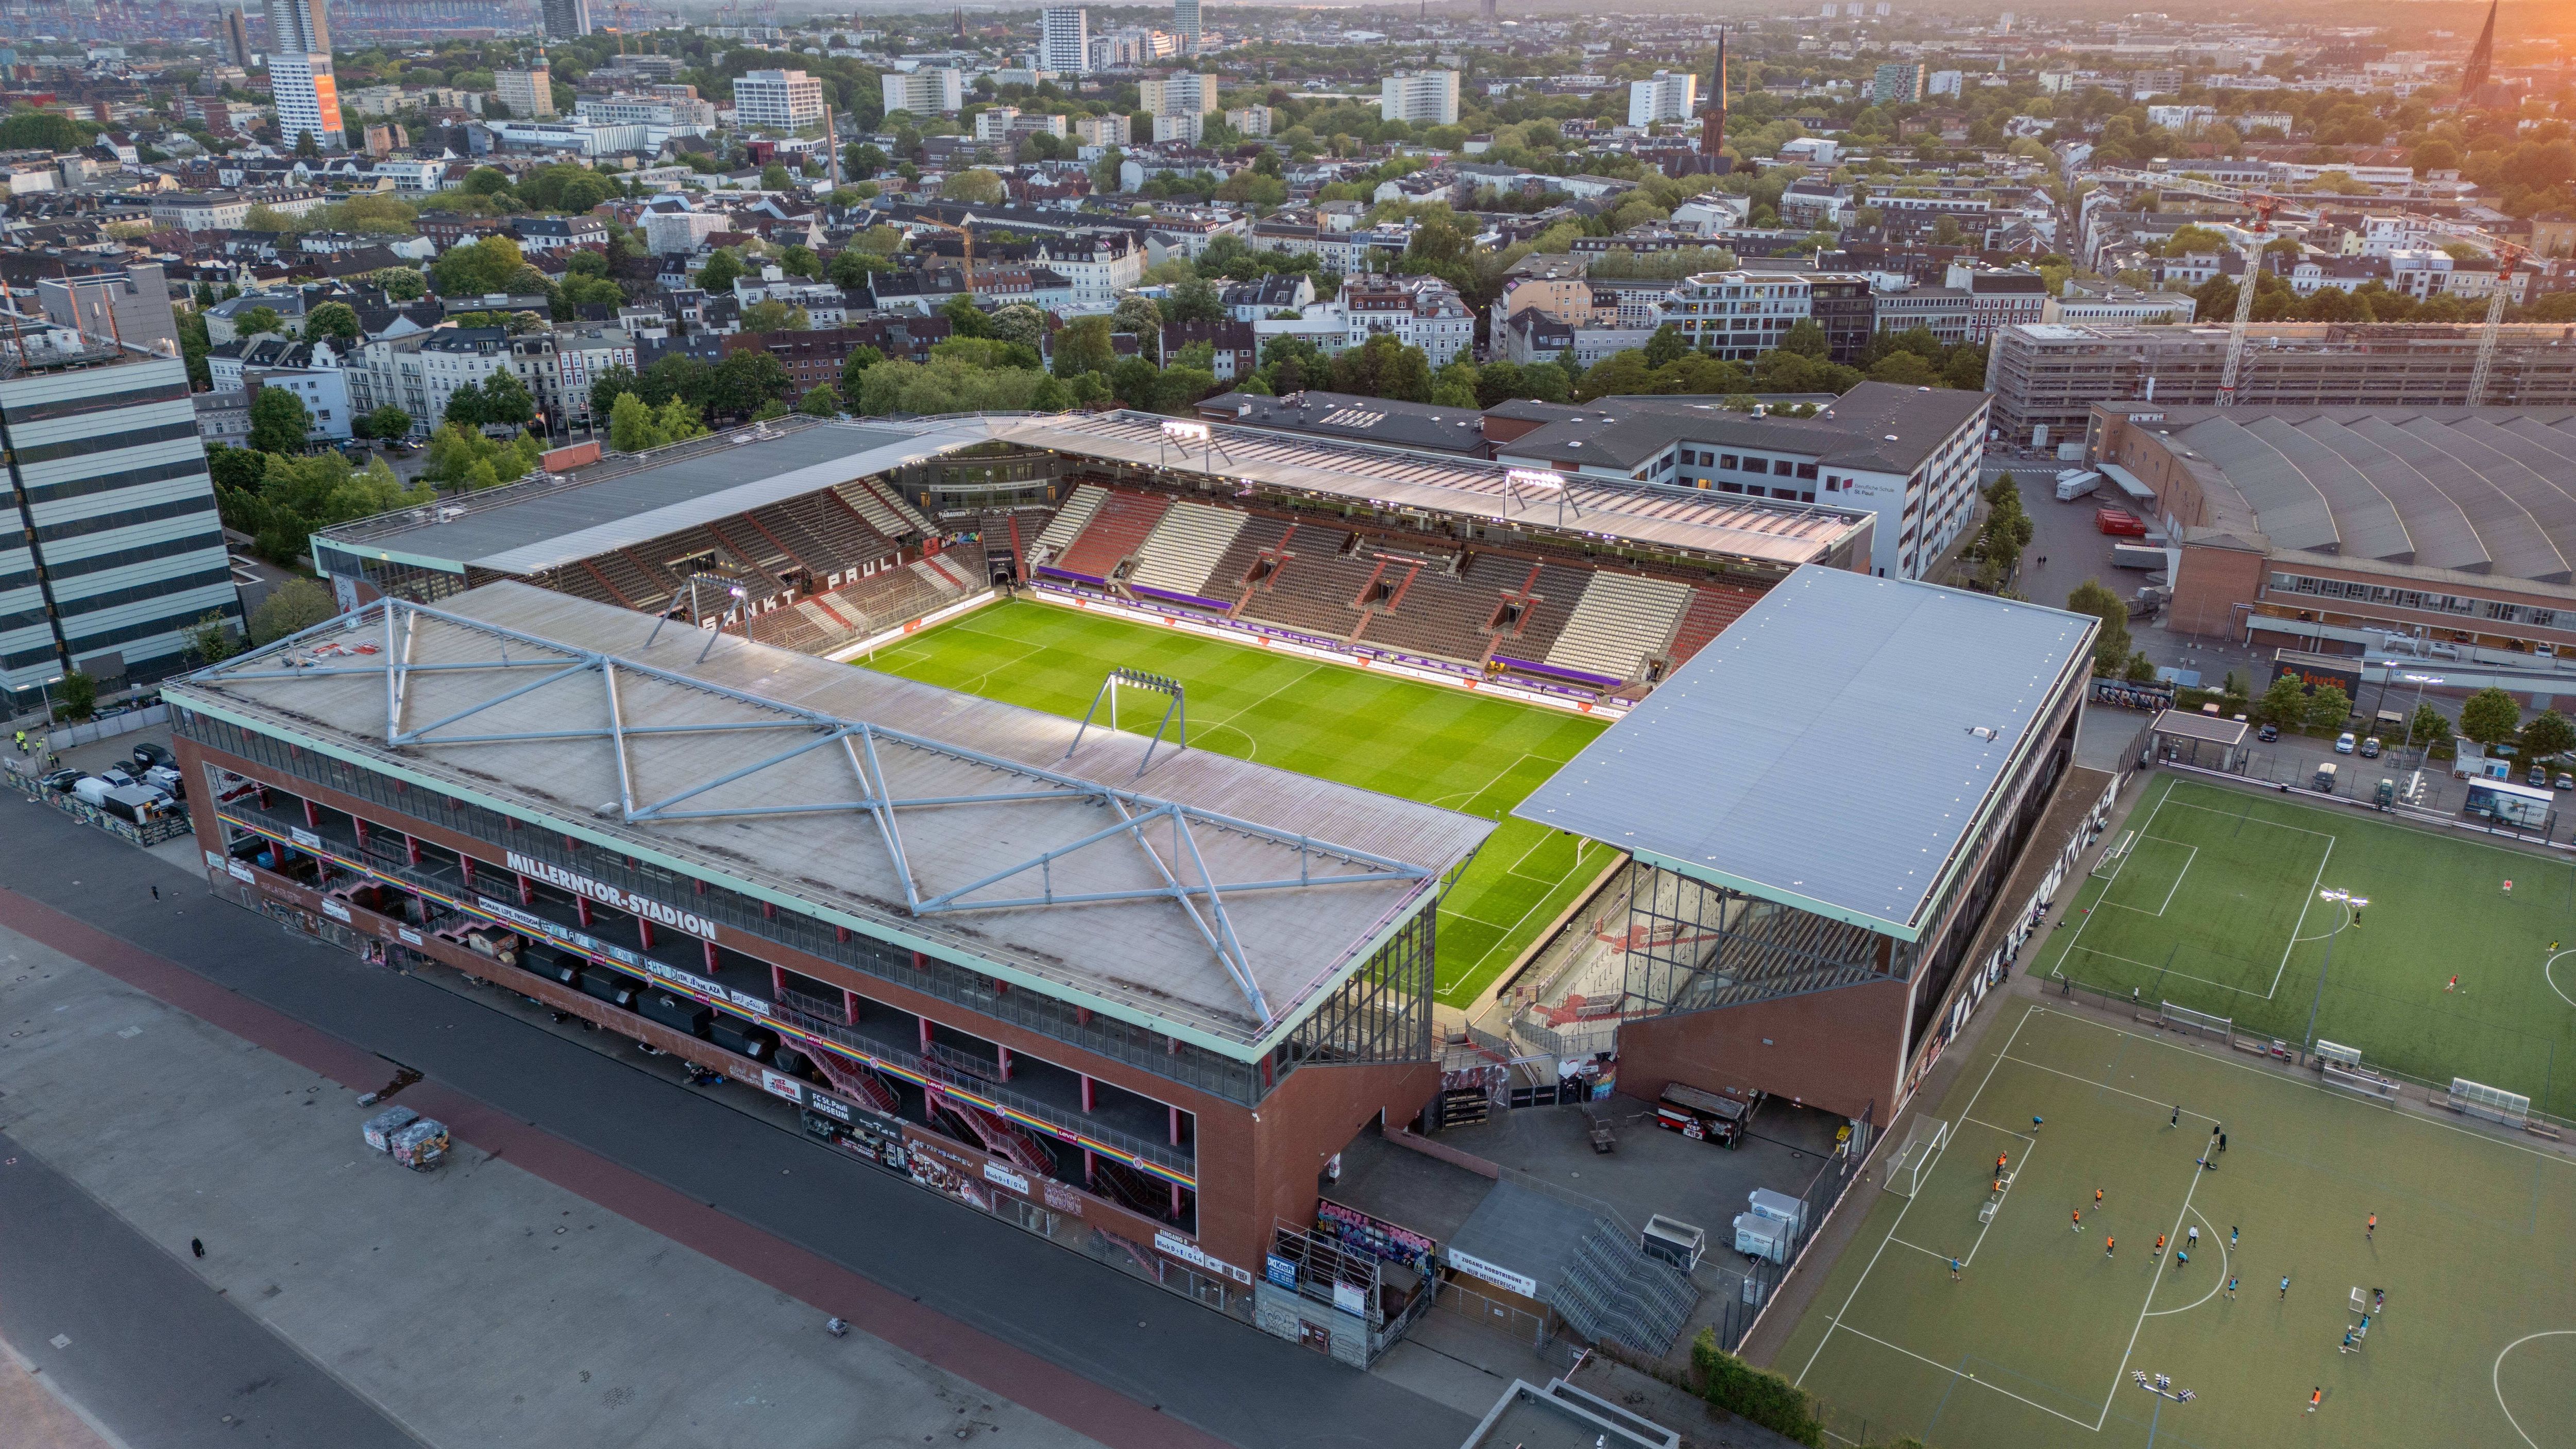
[1960, 1117, 2038, 1143]
[1961, 1133, 2032, 1269]
[2143, 1205, 2229, 1318]
[2100, 1119, 2213, 1428]
[1885, 1237, 1956, 1263]
[2493, 1330, 2576, 1449]
[2100, 843, 2198, 918]
[1997, 1053, 2218, 1122]
[1795, 1005, 2040, 1389]
[2049, 777, 2178, 983]
[2546, 950, 2576, 1011]
[1825, 1322, 2103, 1433]
[2158, 796, 2339, 837]
[2262, 830, 2337, 1000]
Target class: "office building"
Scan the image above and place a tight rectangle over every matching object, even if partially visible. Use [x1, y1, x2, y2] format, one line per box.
[222, 7, 252, 68]
[0, 344, 240, 715]
[1626, 71, 1699, 127]
[496, 64, 555, 119]
[264, 0, 341, 151]
[1984, 322, 2576, 445]
[1173, 0, 1200, 53]
[1040, 8, 1089, 75]
[1138, 71, 1218, 117]
[1379, 69, 1460, 126]
[1870, 62, 1924, 104]
[266, 0, 326, 53]
[541, 0, 592, 40]
[880, 68, 965, 117]
[733, 69, 825, 130]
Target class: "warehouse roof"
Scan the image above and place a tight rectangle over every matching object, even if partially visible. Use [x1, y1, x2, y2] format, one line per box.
[1512, 566, 2094, 939]
[1493, 383, 1988, 478]
[2131, 405, 2576, 587]
[169, 583, 1492, 1056]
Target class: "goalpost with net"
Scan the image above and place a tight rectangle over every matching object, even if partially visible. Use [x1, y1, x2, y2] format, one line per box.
[2159, 1000, 2233, 1046]
[1882, 1117, 1950, 1198]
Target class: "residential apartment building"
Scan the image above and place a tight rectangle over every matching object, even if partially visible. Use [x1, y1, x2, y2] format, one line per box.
[1985, 322, 2576, 444]
[1075, 113, 1130, 147]
[880, 68, 965, 117]
[0, 347, 239, 713]
[1655, 271, 1826, 362]
[1871, 62, 1925, 104]
[1041, 8, 1089, 75]
[1139, 72, 1219, 117]
[1380, 70, 1460, 126]
[552, 325, 637, 429]
[149, 186, 326, 232]
[1336, 275, 1474, 367]
[541, 0, 591, 39]
[2042, 280, 2197, 325]
[265, 0, 343, 150]
[1626, 71, 1699, 127]
[210, 336, 352, 442]
[1225, 105, 1270, 138]
[734, 70, 825, 130]
[496, 65, 556, 120]
[1173, 0, 1200, 52]
[1029, 231, 1142, 314]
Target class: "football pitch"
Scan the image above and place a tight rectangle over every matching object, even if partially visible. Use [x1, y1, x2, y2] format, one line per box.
[2043, 775, 2576, 1126]
[856, 598, 1616, 1007]
[1776, 1003, 2576, 1449]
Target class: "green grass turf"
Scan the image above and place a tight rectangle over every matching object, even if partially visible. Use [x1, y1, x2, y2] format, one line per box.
[1774, 1002, 2576, 1449]
[2040, 774, 2576, 1125]
[855, 599, 1616, 1007]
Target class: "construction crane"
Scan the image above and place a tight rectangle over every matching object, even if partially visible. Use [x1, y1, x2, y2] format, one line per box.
[908, 216, 981, 295]
[2096, 167, 2534, 407]
[2094, 168, 2304, 407]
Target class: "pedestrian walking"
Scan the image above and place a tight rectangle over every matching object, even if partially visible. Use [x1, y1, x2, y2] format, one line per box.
[2188, 1226, 2199, 1251]
[2155, 1233, 2166, 1258]
[2032, 1115, 2043, 1133]
[2073, 1208, 2083, 1231]
[2230, 1225, 2239, 1247]
[2106, 1236, 2115, 1258]
[2280, 1275, 2292, 1299]
[2341, 1328, 2357, 1354]
[2308, 1388, 2323, 1414]
[11, 729, 24, 754]
[150, 883, 159, 900]
[2446, 974, 2460, 992]
[2226, 1275, 2238, 1300]
[2366, 1212, 2376, 1241]
[191, 1237, 204, 1258]
[2170, 1104, 2181, 1127]
[1951, 1257, 1961, 1281]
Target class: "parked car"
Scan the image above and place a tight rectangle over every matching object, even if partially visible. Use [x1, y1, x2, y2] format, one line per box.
[2360, 737, 2381, 758]
[2258, 723, 2280, 742]
[2335, 732, 2357, 754]
[2533, 765, 2551, 788]
[2555, 774, 2573, 791]
[131, 740, 174, 771]
[37, 768, 79, 792]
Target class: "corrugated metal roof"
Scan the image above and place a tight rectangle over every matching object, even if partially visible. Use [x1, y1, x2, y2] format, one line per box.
[2176, 418, 2341, 553]
[1511, 567, 2093, 939]
[170, 584, 1493, 1055]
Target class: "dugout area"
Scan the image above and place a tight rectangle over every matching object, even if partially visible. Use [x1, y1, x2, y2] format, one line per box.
[1774, 1004, 2576, 1449]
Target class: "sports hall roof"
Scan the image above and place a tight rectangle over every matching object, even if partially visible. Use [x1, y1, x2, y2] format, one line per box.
[319, 412, 1872, 579]
[2121, 406, 2576, 586]
[1511, 567, 2095, 940]
[168, 584, 1492, 1056]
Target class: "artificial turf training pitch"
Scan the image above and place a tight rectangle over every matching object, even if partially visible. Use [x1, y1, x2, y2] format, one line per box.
[1775, 1002, 2576, 1449]
[857, 598, 1616, 1008]
[2042, 774, 2576, 1124]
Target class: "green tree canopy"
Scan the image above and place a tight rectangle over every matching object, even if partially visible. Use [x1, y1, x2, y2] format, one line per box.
[249, 578, 338, 645]
[2522, 708, 2576, 760]
[2066, 579, 2133, 676]
[2460, 686, 2523, 746]
[303, 302, 362, 347]
[247, 386, 313, 454]
[430, 234, 530, 298]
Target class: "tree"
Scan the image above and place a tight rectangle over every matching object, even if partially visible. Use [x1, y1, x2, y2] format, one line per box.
[2124, 650, 2158, 684]
[740, 299, 811, 332]
[480, 368, 536, 428]
[697, 249, 743, 295]
[53, 668, 96, 723]
[942, 167, 1006, 203]
[2066, 580, 2132, 676]
[840, 345, 886, 402]
[760, 162, 793, 191]
[1779, 319, 1830, 359]
[2257, 672, 2312, 728]
[710, 351, 792, 419]
[248, 578, 337, 645]
[184, 611, 240, 665]
[985, 304, 1046, 350]
[2522, 709, 2576, 761]
[2305, 684, 2353, 733]
[303, 301, 361, 348]
[2460, 686, 2522, 746]
[362, 404, 412, 441]
[2410, 702, 2451, 748]
[418, 422, 542, 490]
[1643, 324, 1689, 369]
[798, 383, 842, 417]
[588, 363, 639, 422]
[940, 292, 992, 339]
[430, 235, 528, 298]
[609, 391, 662, 452]
[1054, 315, 1116, 377]
[237, 305, 285, 338]
[1165, 277, 1225, 325]
[444, 378, 488, 428]
[828, 247, 893, 287]
[778, 244, 822, 280]
[247, 386, 313, 454]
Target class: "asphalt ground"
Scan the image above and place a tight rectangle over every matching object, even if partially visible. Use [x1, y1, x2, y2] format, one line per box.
[0, 790, 1473, 1449]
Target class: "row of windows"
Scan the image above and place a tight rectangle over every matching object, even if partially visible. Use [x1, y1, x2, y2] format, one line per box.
[1679, 449, 1819, 481]
[43, 531, 228, 585]
[55, 565, 235, 627]
[35, 491, 217, 545]
[1, 379, 191, 425]
[10, 418, 199, 466]
[2265, 571, 2534, 621]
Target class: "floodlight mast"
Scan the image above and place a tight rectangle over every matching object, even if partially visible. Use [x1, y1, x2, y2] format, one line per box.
[1159, 417, 1229, 474]
[1504, 467, 1579, 526]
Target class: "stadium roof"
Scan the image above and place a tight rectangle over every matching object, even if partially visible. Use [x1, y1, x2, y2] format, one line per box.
[319, 412, 1874, 578]
[321, 421, 981, 577]
[168, 583, 1492, 1057]
[1511, 567, 2094, 940]
[2124, 405, 2576, 587]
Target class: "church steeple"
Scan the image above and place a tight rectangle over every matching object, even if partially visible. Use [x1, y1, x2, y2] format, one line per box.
[2462, 0, 2497, 93]
[1701, 29, 1728, 162]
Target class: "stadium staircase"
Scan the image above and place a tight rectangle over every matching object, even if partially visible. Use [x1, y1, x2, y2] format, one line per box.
[1544, 573, 1694, 684]
[1207, 516, 1293, 605]
[1551, 1217, 1701, 1358]
[568, 559, 637, 610]
[808, 1048, 903, 1118]
[1670, 908, 1892, 1013]
[587, 550, 670, 611]
[922, 551, 979, 589]
[834, 479, 922, 541]
[1127, 501, 1248, 602]
[932, 1090, 1058, 1178]
[1088, 1155, 1177, 1221]
[743, 503, 835, 576]
[875, 481, 938, 536]
[1666, 585, 1760, 667]
[1052, 491, 1171, 582]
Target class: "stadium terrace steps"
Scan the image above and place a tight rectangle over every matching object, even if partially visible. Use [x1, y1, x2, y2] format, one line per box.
[874, 479, 938, 535]
[1207, 515, 1294, 605]
[744, 503, 837, 575]
[924, 551, 979, 589]
[703, 519, 794, 593]
[1127, 500, 1249, 601]
[1545, 572, 1694, 683]
[1053, 491, 1172, 581]
[835, 479, 921, 541]
[568, 558, 639, 610]
[1236, 527, 1383, 640]
[1033, 483, 1105, 559]
[1355, 560, 1503, 662]
[1667, 585, 1759, 666]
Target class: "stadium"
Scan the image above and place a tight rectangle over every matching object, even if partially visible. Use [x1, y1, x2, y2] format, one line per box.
[171, 403, 2098, 1366]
